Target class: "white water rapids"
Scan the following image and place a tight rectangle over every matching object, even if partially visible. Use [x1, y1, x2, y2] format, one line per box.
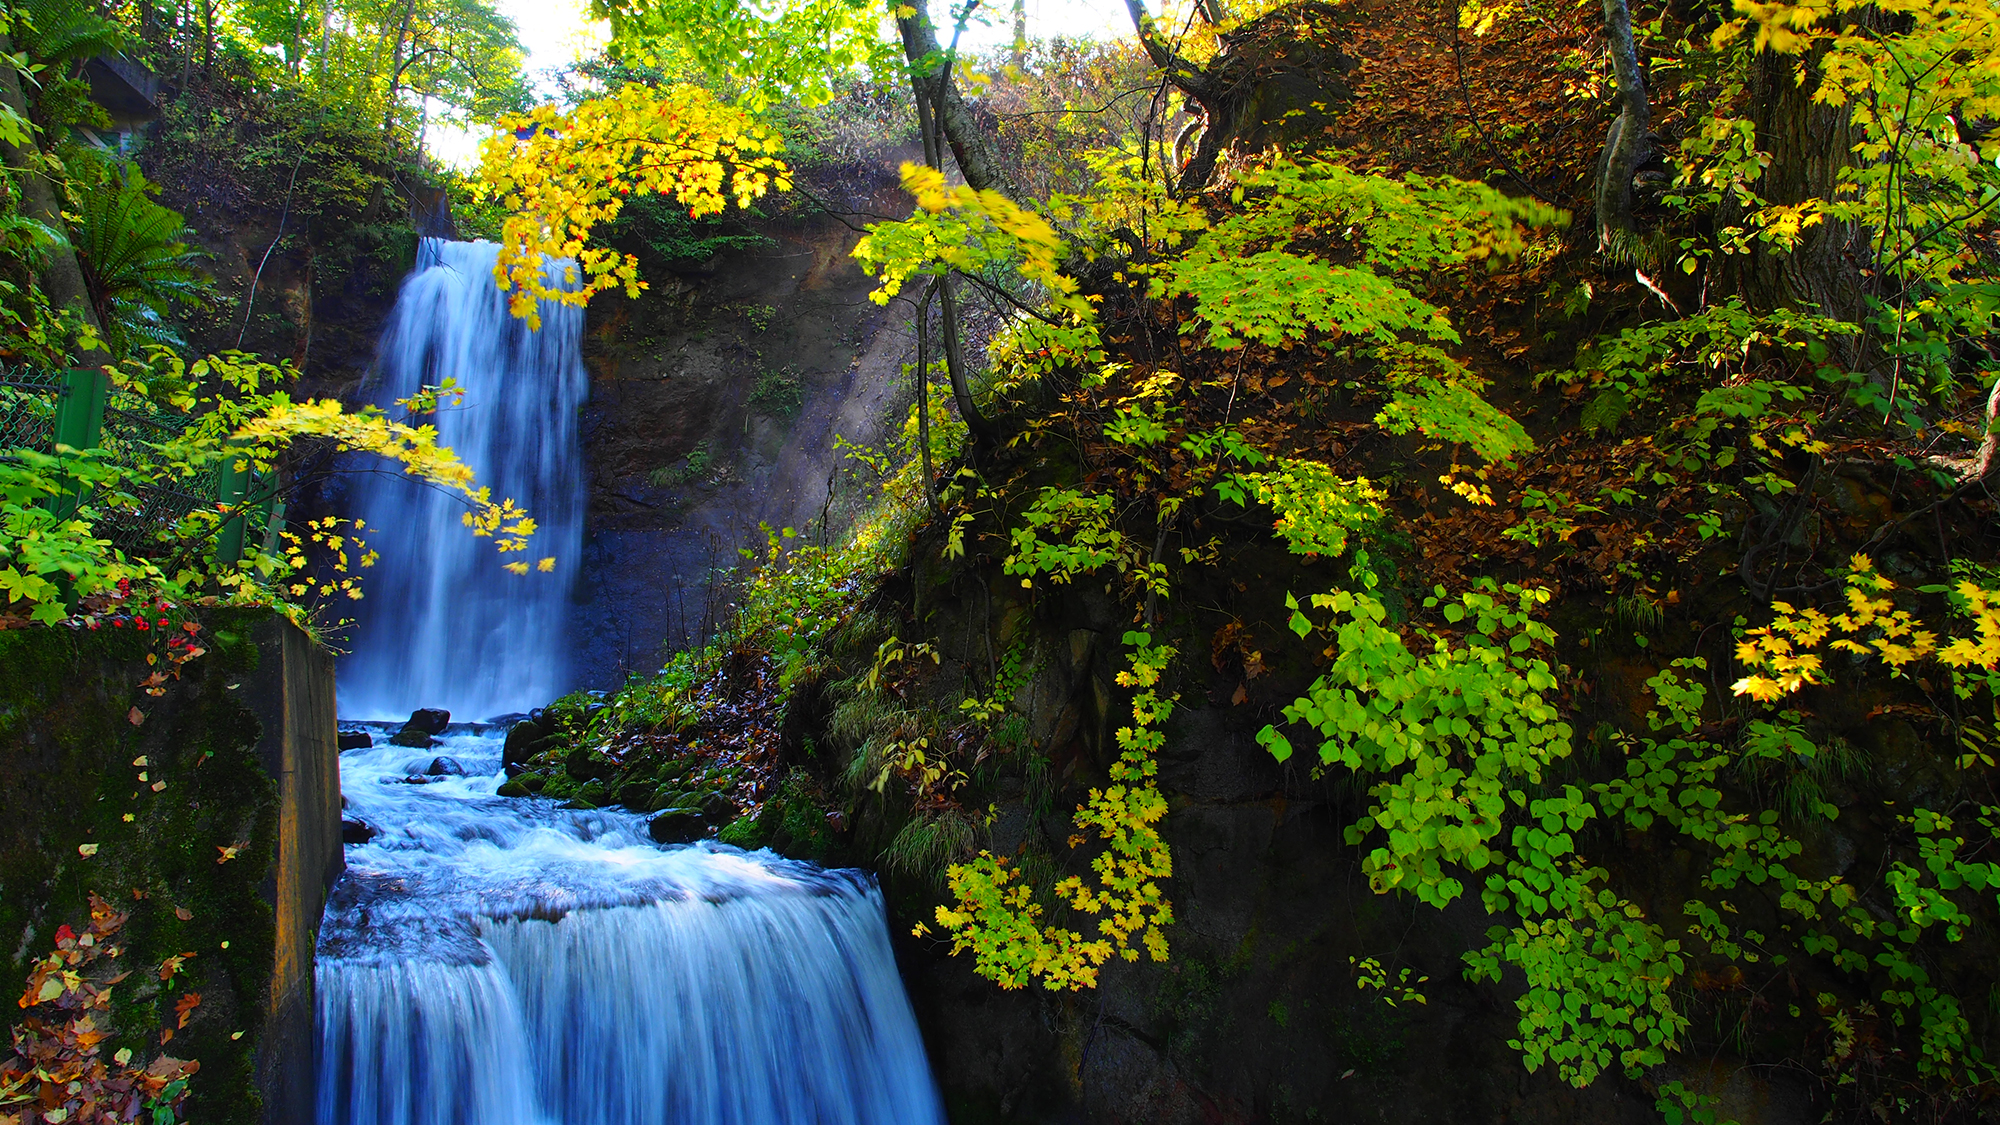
[317, 731, 945, 1125]
[319, 241, 946, 1125]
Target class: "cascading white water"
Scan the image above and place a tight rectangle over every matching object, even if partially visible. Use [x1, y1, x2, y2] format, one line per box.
[318, 731, 945, 1125]
[338, 238, 587, 721]
[322, 243, 946, 1125]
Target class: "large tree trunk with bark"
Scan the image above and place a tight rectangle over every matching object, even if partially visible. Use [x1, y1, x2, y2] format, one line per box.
[895, 7, 1013, 198]
[1595, 0, 1648, 248]
[1126, 0, 1354, 194]
[1723, 21, 1879, 345]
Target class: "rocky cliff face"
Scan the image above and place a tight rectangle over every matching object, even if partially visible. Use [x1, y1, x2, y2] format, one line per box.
[567, 187, 917, 690]
[874, 570, 1839, 1125]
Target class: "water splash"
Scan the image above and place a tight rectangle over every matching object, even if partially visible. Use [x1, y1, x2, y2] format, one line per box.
[318, 729, 945, 1125]
[337, 239, 587, 721]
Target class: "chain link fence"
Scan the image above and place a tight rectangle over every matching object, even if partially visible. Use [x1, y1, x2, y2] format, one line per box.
[1, 365, 234, 557]
[0, 366, 65, 456]
[99, 394, 223, 555]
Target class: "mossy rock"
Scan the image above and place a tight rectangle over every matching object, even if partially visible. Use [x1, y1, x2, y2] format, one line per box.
[717, 814, 769, 850]
[497, 777, 532, 798]
[716, 773, 835, 861]
[565, 747, 616, 782]
[648, 808, 706, 845]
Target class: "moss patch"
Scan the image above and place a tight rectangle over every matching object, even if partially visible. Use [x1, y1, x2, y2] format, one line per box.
[0, 609, 283, 1125]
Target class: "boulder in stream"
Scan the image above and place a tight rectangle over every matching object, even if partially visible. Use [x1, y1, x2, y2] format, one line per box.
[337, 729, 374, 751]
[425, 756, 465, 776]
[501, 718, 544, 777]
[649, 808, 706, 845]
[340, 817, 378, 844]
[404, 707, 452, 734]
[700, 791, 737, 821]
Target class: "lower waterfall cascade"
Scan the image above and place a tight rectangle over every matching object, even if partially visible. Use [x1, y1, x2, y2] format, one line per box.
[316, 730, 945, 1125]
[319, 241, 946, 1125]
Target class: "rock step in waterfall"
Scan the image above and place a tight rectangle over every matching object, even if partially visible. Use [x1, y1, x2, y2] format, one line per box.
[317, 729, 944, 1125]
[320, 242, 945, 1125]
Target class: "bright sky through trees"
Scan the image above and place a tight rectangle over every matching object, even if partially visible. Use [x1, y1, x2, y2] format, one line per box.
[422, 0, 1134, 168]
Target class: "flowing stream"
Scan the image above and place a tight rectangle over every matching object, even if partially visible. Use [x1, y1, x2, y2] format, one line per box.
[319, 240, 946, 1125]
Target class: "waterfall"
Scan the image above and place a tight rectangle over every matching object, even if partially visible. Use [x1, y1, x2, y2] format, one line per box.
[318, 731, 945, 1125]
[323, 243, 945, 1125]
[338, 238, 587, 722]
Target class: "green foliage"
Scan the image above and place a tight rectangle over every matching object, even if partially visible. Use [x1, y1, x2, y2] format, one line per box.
[610, 192, 773, 264]
[1264, 581, 1571, 903]
[1350, 955, 1428, 1008]
[649, 441, 711, 487]
[749, 365, 803, 416]
[958, 633, 1033, 726]
[1164, 249, 1458, 349]
[1155, 159, 1559, 349]
[881, 807, 980, 884]
[0, 350, 544, 627]
[1217, 458, 1384, 558]
[71, 163, 211, 357]
[1001, 487, 1128, 589]
[595, 0, 895, 112]
[10, 0, 123, 69]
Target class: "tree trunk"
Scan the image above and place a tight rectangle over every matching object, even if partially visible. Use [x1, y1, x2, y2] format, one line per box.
[1123, 0, 1235, 192]
[383, 0, 415, 132]
[908, 73, 998, 444]
[915, 281, 939, 514]
[1595, 0, 1648, 248]
[1010, 0, 1026, 70]
[200, 0, 215, 75]
[1724, 16, 1878, 343]
[0, 32, 110, 364]
[895, 5, 1013, 197]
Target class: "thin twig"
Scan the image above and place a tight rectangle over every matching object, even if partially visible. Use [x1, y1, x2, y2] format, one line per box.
[238, 149, 307, 348]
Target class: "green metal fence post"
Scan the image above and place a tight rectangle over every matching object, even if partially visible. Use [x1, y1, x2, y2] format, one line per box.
[260, 498, 288, 560]
[47, 368, 108, 520]
[215, 444, 253, 565]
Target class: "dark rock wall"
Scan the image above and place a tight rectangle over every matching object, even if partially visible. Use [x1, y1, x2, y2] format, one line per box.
[871, 565, 1839, 1124]
[570, 193, 918, 689]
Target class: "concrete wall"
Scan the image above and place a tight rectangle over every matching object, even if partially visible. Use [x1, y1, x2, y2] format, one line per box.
[244, 616, 343, 1125]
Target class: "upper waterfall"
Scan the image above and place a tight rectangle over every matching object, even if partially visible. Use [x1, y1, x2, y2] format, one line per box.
[338, 238, 587, 721]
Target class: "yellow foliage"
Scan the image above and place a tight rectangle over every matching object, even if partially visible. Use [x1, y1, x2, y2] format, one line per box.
[929, 637, 1176, 989]
[478, 84, 790, 327]
[1731, 554, 1996, 701]
[854, 163, 1076, 313]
